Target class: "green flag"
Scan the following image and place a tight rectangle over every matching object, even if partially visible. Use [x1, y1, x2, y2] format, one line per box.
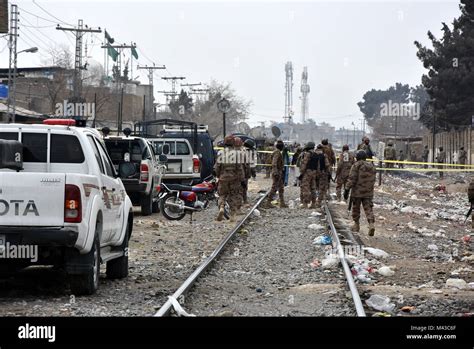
[131, 46, 138, 59]
[107, 44, 118, 62]
[105, 30, 114, 44]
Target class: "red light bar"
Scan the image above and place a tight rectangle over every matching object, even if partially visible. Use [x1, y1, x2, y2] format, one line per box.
[43, 119, 76, 126]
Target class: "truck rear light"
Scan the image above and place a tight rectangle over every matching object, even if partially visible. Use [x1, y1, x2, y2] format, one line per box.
[65, 184, 82, 223]
[193, 157, 200, 174]
[140, 163, 149, 182]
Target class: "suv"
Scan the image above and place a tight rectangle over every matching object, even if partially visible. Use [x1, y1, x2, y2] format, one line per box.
[104, 135, 165, 216]
[149, 138, 200, 184]
[0, 120, 133, 295]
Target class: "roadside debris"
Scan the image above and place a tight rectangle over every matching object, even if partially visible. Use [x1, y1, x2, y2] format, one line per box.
[365, 295, 395, 313]
[445, 278, 468, 289]
[377, 266, 395, 277]
[313, 235, 332, 245]
[252, 209, 261, 217]
[308, 223, 325, 231]
[321, 254, 339, 269]
[363, 247, 389, 258]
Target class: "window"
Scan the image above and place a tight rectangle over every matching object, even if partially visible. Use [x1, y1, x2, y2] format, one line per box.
[22, 133, 47, 162]
[0, 132, 84, 164]
[155, 141, 190, 156]
[51, 135, 84, 163]
[96, 140, 115, 178]
[0, 132, 19, 141]
[87, 136, 104, 174]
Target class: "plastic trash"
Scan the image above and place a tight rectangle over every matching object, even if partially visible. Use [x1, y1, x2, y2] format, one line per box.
[313, 235, 332, 245]
[427, 244, 438, 251]
[445, 278, 468, 289]
[365, 295, 396, 312]
[311, 211, 322, 217]
[308, 223, 325, 231]
[252, 209, 261, 217]
[410, 194, 418, 200]
[356, 274, 372, 283]
[377, 266, 395, 277]
[321, 254, 339, 268]
[363, 247, 389, 258]
[461, 235, 471, 243]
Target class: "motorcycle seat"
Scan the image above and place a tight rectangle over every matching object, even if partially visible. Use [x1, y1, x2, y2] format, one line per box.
[165, 183, 193, 191]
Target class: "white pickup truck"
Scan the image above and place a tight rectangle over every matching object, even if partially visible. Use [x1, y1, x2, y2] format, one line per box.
[0, 120, 133, 295]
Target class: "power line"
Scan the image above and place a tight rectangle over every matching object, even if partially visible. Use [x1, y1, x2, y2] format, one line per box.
[20, 14, 57, 47]
[32, 0, 74, 26]
[17, 6, 62, 25]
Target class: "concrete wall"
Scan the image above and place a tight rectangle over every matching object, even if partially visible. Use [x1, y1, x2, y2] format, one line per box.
[423, 128, 472, 164]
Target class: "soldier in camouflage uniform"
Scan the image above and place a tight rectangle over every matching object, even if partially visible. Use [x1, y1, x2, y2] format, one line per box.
[233, 137, 246, 212]
[263, 140, 287, 208]
[299, 142, 317, 208]
[459, 147, 467, 168]
[422, 145, 429, 168]
[335, 144, 355, 201]
[321, 139, 336, 196]
[467, 179, 474, 229]
[214, 135, 245, 222]
[384, 142, 396, 168]
[436, 146, 446, 179]
[314, 144, 330, 206]
[357, 136, 374, 159]
[344, 150, 376, 236]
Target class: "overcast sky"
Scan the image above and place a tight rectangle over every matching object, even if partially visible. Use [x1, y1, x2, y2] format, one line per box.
[0, 0, 461, 128]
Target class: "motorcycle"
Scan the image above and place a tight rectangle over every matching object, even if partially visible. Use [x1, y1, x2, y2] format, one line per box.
[158, 175, 230, 221]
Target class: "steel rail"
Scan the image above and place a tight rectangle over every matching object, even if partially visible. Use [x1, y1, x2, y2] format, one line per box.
[323, 204, 366, 317]
[154, 191, 269, 317]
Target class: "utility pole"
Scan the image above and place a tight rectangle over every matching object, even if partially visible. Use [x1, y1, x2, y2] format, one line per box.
[7, 3, 18, 123]
[161, 76, 185, 102]
[137, 64, 166, 121]
[189, 88, 209, 102]
[103, 43, 138, 81]
[57, 20, 101, 102]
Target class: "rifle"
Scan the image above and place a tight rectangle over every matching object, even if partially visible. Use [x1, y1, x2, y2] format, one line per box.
[347, 195, 353, 216]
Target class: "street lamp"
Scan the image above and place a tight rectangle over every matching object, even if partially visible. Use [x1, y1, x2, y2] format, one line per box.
[217, 98, 231, 139]
[8, 46, 39, 123]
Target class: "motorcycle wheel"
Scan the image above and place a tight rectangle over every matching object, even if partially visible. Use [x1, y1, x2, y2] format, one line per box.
[160, 193, 187, 221]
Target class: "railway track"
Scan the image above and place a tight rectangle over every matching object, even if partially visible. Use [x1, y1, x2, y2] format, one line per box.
[155, 192, 366, 317]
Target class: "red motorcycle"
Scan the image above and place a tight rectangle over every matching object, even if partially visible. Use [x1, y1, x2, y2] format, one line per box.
[158, 176, 229, 221]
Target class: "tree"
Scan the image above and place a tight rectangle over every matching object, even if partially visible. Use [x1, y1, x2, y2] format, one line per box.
[168, 89, 193, 118]
[193, 80, 251, 139]
[414, 0, 474, 130]
[357, 83, 426, 138]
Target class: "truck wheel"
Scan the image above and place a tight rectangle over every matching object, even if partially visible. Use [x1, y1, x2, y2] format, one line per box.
[106, 219, 130, 279]
[69, 234, 100, 296]
[140, 192, 153, 216]
[160, 193, 186, 221]
[152, 199, 159, 213]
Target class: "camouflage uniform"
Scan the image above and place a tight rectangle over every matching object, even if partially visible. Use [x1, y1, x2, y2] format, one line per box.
[314, 148, 330, 205]
[459, 148, 467, 166]
[299, 150, 317, 206]
[384, 145, 396, 168]
[265, 148, 285, 206]
[398, 151, 405, 169]
[214, 148, 245, 214]
[358, 142, 374, 159]
[335, 151, 355, 200]
[436, 149, 446, 179]
[422, 147, 429, 168]
[468, 179, 474, 228]
[346, 160, 376, 228]
[322, 144, 336, 193]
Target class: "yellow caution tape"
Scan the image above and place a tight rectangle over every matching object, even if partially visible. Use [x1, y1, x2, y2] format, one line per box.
[367, 157, 474, 168]
[375, 167, 474, 172]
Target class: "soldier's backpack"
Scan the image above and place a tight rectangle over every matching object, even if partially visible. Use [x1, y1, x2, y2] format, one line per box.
[307, 152, 325, 171]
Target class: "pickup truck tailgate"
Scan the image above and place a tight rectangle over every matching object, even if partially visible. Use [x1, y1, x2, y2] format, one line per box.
[0, 173, 66, 226]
